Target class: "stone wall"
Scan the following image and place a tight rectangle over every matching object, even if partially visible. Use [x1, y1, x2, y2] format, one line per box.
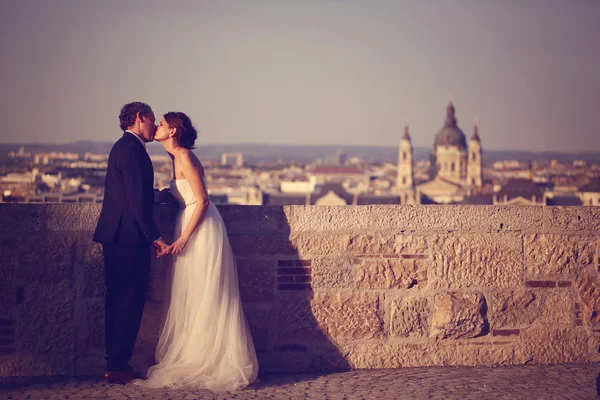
[0, 203, 599, 376]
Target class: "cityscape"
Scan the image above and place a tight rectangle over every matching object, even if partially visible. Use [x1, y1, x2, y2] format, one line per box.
[1, 102, 598, 207]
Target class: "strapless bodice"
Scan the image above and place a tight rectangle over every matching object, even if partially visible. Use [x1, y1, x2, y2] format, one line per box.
[170, 179, 197, 208]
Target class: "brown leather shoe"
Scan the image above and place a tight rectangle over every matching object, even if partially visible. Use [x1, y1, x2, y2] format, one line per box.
[104, 369, 140, 384]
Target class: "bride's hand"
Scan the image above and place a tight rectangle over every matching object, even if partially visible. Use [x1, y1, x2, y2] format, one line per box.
[170, 235, 190, 255]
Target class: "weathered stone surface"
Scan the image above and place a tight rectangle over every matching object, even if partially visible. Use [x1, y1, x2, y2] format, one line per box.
[308, 344, 352, 372]
[131, 301, 163, 372]
[430, 292, 488, 340]
[0, 204, 44, 234]
[575, 269, 600, 328]
[237, 259, 275, 304]
[46, 203, 100, 231]
[277, 292, 383, 340]
[80, 240, 105, 298]
[588, 333, 600, 362]
[311, 256, 355, 289]
[343, 342, 457, 368]
[390, 296, 430, 338]
[75, 354, 104, 376]
[489, 288, 573, 329]
[0, 355, 73, 376]
[230, 234, 340, 257]
[428, 234, 523, 288]
[16, 282, 76, 354]
[285, 206, 371, 233]
[0, 237, 16, 318]
[542, 206, 600, 232]
[525, 234, 595, 277]
[343, 234, 395, 254]
[244, 308, 273, 352]
[395, 235, 428, 254]
[16, 236, 76, 284]
[454, 343, 528, 366]
[356, 259, 425, 290]
[258, 350, 310, 373]
[147, 257, 170, 303]
[219, 206, 291, 234]
[84, 300, 104, 350]
[520, 327, 588, 364]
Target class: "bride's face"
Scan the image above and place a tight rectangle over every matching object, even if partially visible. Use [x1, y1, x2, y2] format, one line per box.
[155, 118, 175, 142]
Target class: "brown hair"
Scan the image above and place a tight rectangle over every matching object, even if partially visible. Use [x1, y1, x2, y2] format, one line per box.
[119, 102, 153, 131]
[164, 112, 197, 149]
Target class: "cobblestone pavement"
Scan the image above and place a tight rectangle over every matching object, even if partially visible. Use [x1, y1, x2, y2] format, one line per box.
[0, 363, 599, 400]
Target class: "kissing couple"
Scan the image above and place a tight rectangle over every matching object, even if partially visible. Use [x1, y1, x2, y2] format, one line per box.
[93, 102, 258, 391]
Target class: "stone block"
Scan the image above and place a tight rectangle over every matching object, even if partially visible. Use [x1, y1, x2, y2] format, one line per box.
[519, 327, 588, 364]
[84, 299, 104, 350]
[286, 206, 371, 233]
[368, 205, 461, 232]
[542, 206, 600, 232]
[525, 234, 595, 277]
[75, 354, 104, 376]
[219, 205, 291, 234]
[390, 296, 430, 338]
[489, 288, 574, 329]
[132, 301, 163, 372]
[0, 237, 16, 318]
[454, 343, 528, 366]
[588, 333, 600, 362]
[230, 234, 341, 257]
[16, 236, 76, 284]
[0, 354, 73, 376]
[258, 350, 309, 373]
[356, 259, 426, 289]
[430, 292, 488, 340]
[311, 256, 355, 289]
[46, 203, 101, 231]
[428, 233, 523, 289]
[395, 235, 428, 254]
[277, 292, 383, 340]
[0, 204, 44, 234]
[308, 344, 352, 372]
[237, 259, 275, 304]
[343, 234, 395, 254]
[343, 342, 458, 368]
[244, 308, 273, 352]
[16, 282, 76, 355]
[575, 269, 600, 328]
[80, 240, 105, 298]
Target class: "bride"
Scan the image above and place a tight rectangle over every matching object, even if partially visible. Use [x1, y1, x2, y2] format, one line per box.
[138, 111, 258, 391]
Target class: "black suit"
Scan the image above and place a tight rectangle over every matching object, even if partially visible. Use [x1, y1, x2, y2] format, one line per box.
[93, 132, 160, 371]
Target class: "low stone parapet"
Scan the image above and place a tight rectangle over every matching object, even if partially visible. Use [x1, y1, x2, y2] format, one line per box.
[0, 204, 598, 375]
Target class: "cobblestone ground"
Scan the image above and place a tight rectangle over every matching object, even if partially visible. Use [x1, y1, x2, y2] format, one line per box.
[0, 363, 599, 400]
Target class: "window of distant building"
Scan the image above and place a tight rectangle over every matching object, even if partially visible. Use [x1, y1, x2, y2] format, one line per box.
[402, 177, 406, 185]
[472, 177, 476, 185]
[403, 152, 407, 161]
[451, 162, 455, 172]
[472, 153, 477, 161]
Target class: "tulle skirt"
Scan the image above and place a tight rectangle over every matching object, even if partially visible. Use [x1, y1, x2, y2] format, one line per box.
[138, 202, 258, 391]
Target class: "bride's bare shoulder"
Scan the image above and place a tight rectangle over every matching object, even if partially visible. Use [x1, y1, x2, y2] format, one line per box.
[175, 148, 204, 173]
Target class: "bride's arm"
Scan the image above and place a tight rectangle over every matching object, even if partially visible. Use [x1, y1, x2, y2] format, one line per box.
[170, 150, 210, 255]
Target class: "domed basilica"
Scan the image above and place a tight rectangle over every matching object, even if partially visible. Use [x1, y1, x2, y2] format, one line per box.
[396, 102, 483, 204]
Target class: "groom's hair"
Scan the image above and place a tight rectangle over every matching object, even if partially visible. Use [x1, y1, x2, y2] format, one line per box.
[164, 112, 197, 149]
[119, 102, 153, 131]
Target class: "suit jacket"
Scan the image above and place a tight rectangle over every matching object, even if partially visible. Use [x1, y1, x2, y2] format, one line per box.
[93, 132, 160, 245]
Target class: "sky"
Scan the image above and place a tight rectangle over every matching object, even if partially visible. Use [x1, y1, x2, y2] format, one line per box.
[0, 0, 599, 152]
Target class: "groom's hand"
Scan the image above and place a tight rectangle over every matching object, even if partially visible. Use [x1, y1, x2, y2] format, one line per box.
[154, 238, 170, 258]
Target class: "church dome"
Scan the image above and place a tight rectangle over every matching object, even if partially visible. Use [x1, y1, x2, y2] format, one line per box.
[434, 103, 467, 149]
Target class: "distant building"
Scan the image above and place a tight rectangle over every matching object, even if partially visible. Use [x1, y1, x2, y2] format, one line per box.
[578, 178, 600, 206]
[221, 152, 244, 167]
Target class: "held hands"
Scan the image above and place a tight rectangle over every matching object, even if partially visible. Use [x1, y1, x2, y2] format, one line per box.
[153, 236, 190, 257]
[154, 238, 170, 258]
[169, 234, 190, 255]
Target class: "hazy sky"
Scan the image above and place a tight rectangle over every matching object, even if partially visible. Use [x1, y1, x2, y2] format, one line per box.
[1, 0, 599, 151]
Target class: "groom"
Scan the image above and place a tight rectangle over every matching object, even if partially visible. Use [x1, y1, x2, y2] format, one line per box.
[93, 102, 169, 384]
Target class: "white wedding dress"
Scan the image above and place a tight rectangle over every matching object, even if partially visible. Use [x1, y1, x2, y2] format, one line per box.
[139, 178, 258, 391]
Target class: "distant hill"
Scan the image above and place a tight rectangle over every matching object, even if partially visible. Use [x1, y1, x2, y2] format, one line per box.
[0, 141, 598, 165]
